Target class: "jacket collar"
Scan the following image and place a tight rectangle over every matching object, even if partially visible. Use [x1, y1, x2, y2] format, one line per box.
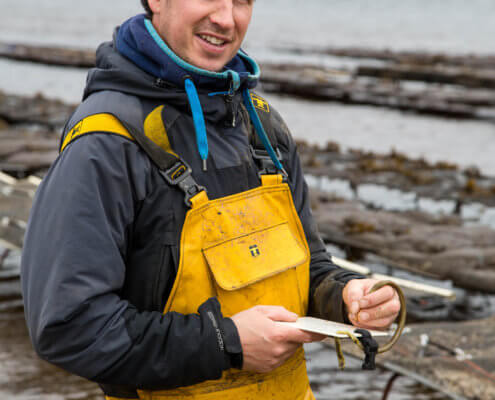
[115, 14, 259, 93]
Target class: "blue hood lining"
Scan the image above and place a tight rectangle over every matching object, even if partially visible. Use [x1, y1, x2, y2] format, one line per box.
[116, 14, 259, 91]
[115, 14, 282, 176]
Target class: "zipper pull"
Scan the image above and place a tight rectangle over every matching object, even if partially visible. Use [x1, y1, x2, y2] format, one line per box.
[231, 99, 237, 127]
[224, 78, 237, 127]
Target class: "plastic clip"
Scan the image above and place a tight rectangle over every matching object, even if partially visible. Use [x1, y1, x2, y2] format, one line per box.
[250, 146, 287, 180]
[160, 161, 206, 207]
[355, 329, 378, 370]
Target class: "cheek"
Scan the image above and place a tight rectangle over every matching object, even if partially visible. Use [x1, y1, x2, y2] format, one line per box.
[164, 21, 189, 51]
[234, 10, 252, 38]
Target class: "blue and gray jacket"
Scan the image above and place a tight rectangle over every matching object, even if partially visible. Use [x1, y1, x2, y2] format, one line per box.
[21, 14, 362, 398]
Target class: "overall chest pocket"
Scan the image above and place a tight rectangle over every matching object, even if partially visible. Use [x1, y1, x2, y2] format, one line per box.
[202, 222, 308, 317]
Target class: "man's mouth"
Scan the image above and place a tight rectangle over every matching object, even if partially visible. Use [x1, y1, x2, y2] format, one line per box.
[198, 34, 227, 47]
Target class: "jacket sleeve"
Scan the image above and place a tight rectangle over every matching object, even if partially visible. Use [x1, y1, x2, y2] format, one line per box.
[21, 134, 237, 390]
[273, 112, 365, 323]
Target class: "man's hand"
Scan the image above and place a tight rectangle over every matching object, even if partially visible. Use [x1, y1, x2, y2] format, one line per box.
[230, 306, 325, 373]
[343, 279, 401, 330]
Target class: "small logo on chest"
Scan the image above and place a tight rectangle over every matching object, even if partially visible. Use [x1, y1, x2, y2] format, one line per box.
[250, 93, 270, 113]
[249, 245, 261, 258]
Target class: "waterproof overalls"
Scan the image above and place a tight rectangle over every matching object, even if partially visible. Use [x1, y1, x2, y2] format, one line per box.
[57, 86, 316, 400]
[136, 173, 313, 399]
[58, 85, 314, 398]
[54, 16, 317, 399]
[92, 99, 315, 399]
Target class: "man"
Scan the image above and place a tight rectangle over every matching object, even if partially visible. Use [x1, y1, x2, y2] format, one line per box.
[21, 0, 400, 399]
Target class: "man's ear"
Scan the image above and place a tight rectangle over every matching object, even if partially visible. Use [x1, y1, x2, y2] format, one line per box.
[147, 0, 161, 14]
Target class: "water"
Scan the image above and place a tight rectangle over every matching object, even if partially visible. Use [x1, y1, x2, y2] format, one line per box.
[248, 0, 495, 55]
[1, 0, 494, 54]
[306, 174, 495, 229]
[2, 56, 494, 175]
[266, 97, 495, 176]
[1, 1, 494, 175]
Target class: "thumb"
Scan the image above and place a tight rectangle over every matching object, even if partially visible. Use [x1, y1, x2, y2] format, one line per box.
[258, 306, 298, 322]
[343, 280, 366, 315]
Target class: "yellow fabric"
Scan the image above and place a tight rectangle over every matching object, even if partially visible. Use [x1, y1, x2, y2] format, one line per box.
[143, 106, 178, 157]
[106, 397, 138, 400]
[250, 93, 270, 113]
[203, 222, 306, 291]
[261, 174, 284, 186]
[60, 113, 134, 153]
[111, 387, 314, 400]
[138, 175, 312, 399]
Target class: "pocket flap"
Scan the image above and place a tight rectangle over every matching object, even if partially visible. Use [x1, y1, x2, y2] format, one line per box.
[203, 222, 307, 291]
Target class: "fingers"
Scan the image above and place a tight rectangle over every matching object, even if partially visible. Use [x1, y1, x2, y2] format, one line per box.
[283, 327, 326, 344]
[349, 314, 396, 330]
[343, 280, 367, 315]
[360, 298, 400, 320]
[344, 279, 402, 326]
[258, 305, 298, 323]
[232, 306, 312, 373]
[267, 324, 318, 344]
[305, 331, 327, 342]
[256, 306, 320, 343]
[349, 295, 401, 329]
[359, 286, 395, 309]
[245, 306, 319, 343]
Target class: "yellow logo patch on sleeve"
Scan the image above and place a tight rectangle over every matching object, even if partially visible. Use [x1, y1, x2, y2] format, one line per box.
[250, 93, 270, 113]
[60, 114, 134, 153]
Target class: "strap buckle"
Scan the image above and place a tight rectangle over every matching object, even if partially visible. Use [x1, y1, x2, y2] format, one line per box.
[160, 161, 206, 207]
[355, 329, 378, 370]
[250, 146, 287, 181]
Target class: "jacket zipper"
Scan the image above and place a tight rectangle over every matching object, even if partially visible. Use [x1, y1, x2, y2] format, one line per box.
[224, 94, 237, 128]
[224, 77, 237, 128]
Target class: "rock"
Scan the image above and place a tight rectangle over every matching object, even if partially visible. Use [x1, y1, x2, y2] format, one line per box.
[313, 192, 495, 292]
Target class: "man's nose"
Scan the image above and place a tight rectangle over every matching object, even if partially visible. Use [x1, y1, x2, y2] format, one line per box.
[209, 0, 235, 31]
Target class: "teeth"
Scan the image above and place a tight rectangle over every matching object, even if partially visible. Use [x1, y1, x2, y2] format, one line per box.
[200, 34, 226, 46]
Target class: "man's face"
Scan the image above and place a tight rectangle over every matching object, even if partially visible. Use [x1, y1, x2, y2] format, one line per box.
[148, 0, 254, 72]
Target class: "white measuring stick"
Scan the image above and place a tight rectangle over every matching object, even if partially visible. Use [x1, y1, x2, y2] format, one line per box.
[276, 317, 390, 338]
[332, 256, 456, 300]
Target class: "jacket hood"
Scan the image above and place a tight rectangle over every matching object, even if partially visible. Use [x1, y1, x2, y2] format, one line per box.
[83, 14, 259, 101]
[83, 14, 283, 176]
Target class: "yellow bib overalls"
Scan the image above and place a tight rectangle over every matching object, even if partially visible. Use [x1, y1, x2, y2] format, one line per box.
[63, 113, 315, 399]
[137, 173, 314, 399]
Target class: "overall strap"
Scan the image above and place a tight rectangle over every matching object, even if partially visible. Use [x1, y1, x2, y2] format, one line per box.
[137, 103, 207, 206]
[261, 174, 285, 187]
[61, 91, 206, 207]
[245, 93, 286, 179]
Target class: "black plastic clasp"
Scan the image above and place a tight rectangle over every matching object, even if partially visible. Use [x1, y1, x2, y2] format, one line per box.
[250, 146, 287, 181]
[160, 161, 206, 207]
[355, 329, 378, 370]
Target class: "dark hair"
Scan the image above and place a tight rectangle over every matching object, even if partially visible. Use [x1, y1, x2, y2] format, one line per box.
[141, 0, 152, 17]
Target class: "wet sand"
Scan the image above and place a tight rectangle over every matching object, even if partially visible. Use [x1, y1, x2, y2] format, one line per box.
[0, 312, 100, 399]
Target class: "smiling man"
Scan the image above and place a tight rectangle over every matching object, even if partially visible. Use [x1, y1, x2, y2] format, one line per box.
[21, 1, 400, 399]
[147, 0, 253, 71]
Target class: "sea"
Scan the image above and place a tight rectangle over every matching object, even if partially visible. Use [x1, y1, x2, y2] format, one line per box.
[0, 1, 494, 399]
[1, 0, 494, 174]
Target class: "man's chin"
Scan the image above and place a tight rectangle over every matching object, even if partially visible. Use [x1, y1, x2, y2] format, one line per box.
[190, 58, 229, 72]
